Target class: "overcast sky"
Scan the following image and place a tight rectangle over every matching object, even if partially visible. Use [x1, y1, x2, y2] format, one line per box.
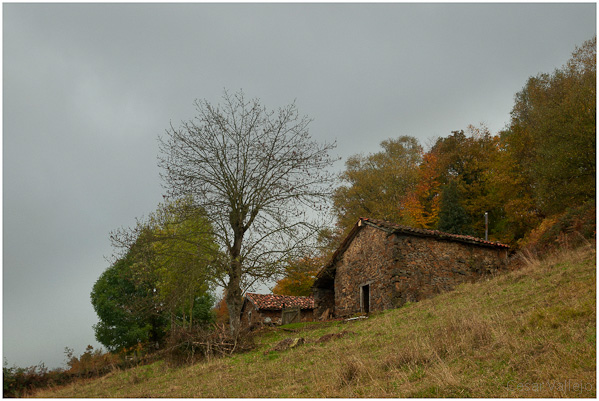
[3, 3, 596, 369]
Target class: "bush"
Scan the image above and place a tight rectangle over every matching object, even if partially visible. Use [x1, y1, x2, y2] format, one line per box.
[64, 345, 122, 378]
[4, 346, 129, 397]
[3, 361, 71, 398]
[521, 200, 596, 253]
[161, 324, 255, 366]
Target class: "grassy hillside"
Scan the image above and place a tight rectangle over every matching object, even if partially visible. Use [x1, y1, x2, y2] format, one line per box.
[34, 245, 596, 398]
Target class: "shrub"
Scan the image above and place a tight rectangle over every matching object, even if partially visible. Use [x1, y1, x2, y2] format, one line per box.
[4, 346, 128, 397]
[3, 361, 70, 398]
[161, 324, 255, 366]
[521, 200, 596, 253]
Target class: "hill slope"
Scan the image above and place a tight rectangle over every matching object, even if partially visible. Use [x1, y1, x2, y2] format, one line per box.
[35, 246, 596, 398]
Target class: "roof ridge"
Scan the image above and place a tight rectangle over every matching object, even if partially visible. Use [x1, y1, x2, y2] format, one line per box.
[361, 217, 509, 248]
[244, 292, 314, 310]
[246, 292, 313, 299]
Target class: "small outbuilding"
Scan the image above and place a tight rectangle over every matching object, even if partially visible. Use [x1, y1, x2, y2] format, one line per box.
[312, 218, 510, 319]
[241, 293, 315, 327]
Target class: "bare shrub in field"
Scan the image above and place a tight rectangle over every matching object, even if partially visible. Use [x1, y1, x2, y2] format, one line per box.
[4, 346, 124, 397]
[520, 201, 595, 253]
[65, 345, 122, 378]
[3, 363, 72, 398]
[515, 241, 595, 280]
[161, 324, 255, 366]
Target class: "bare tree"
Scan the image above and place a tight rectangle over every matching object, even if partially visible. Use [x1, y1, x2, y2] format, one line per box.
[158, 90, 337, 335]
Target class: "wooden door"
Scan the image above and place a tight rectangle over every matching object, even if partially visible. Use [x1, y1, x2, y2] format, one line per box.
[281, 307, 301, 325]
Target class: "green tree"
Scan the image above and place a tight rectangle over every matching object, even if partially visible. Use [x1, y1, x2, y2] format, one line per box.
[98, 200, 217, 351]
[90, 253, 167, 352]
[437, 180, 471, 235]
[333, 136, 422, 232]
[429, 125, 503, 239]
[131, 199, 219, 329]
[504, 37, 596, 216]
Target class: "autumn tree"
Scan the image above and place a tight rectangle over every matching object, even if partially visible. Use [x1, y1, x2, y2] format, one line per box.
[502, 37, 596, 218]
[213, 296, 230, 325]
[272, 256, 322, 297]
[401, 151, 442, 229]
[158, 90, 337, 335]
[428, 126, 503, 238]
[332, 136, 422, 233]
[482, 130, 540, 244]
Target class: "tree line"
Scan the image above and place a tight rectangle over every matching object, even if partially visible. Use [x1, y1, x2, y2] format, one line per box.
[333, 37, 595, 245]
[274, 37, 595, 297]
[90, 37, 595, 358]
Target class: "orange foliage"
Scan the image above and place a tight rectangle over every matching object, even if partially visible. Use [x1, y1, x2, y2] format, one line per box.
[64, 345, 120, 378]
[401, 152, 442, 229]
[213, 297, 229, 324]
[272, 256, 322, 297]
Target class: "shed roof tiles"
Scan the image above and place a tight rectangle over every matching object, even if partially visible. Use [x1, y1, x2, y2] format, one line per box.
[245, 293, 314, 311]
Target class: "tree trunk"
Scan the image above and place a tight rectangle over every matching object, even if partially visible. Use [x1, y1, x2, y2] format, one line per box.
[226, 230, 244, 337]
[225, 271, 243, 337]
[189, 293, 194, 328]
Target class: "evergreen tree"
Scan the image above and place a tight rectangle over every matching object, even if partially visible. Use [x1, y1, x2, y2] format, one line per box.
[437, 180, 471, 235]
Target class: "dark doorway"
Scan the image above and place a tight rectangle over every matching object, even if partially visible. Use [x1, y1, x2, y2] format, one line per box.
[361, 284, 370, 314]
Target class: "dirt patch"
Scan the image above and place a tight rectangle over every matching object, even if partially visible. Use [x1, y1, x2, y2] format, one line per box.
[266, 330, 356, 354]
[266, 337, 306, 353]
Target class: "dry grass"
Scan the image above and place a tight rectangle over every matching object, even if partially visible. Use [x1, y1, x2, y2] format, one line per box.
[33, 245, 596, 398]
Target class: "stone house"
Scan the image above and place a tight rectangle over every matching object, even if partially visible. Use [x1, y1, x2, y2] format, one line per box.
[312, 218, 510, 318]
[240, 293, 315, 327]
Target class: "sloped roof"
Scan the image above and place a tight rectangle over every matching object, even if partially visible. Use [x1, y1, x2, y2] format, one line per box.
[362, 218, 510, 248]
[244, 293, 314, 311]
[313, 217, 509, 288]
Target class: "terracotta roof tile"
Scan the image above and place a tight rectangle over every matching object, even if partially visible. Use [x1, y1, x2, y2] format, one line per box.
[245, 293, 314, 311]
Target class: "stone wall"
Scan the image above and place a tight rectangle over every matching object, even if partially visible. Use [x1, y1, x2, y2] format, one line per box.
[241, 303, 314, 326]
[241, 302, 259, 327]
[333, 225, 508, 317]
[313, 287, 334, 319]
